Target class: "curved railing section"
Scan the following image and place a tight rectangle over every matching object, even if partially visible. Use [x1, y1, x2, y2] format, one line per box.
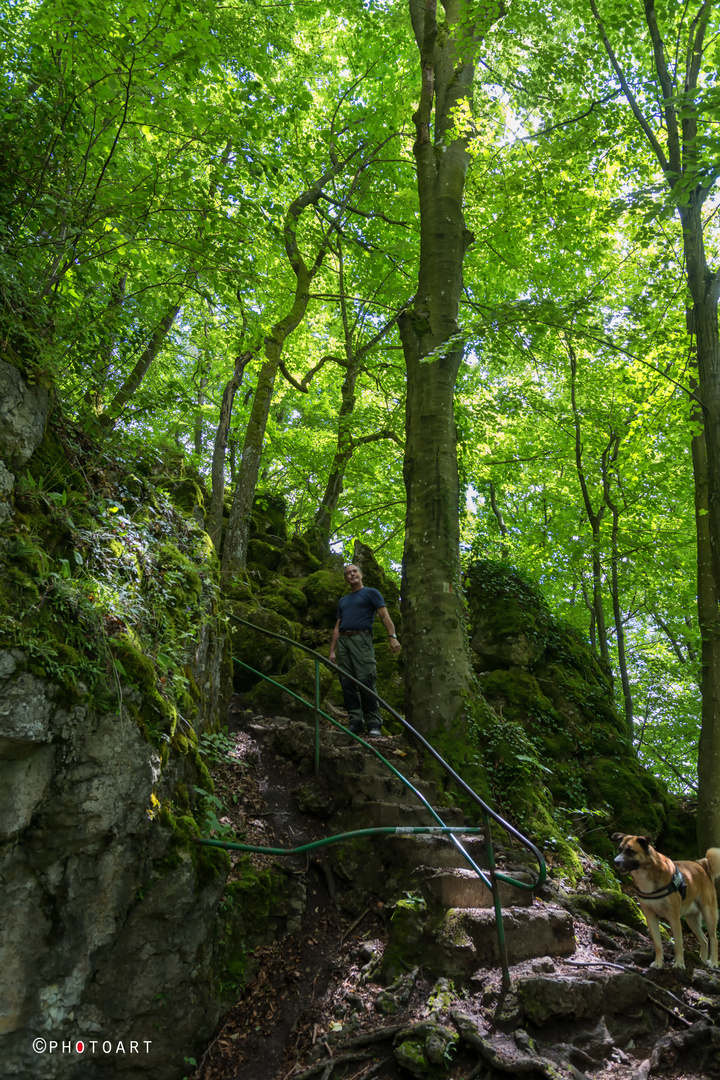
[196, 613, 548, 987]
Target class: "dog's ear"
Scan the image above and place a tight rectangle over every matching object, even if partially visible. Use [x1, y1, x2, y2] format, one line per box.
[637, 836, 652, 851]
[611, 832, 625, 843]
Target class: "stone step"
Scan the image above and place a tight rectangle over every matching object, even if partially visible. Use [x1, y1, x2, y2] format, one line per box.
[414, 866, 535, 909]
[439, 905, 575, 971]
[383, 832, 489, 871]
[354, 801, 465, 829]
[263, 722, 426, 783]
[325, 747, 423, 781]
[391, 904, 575, 980]
[342, 770, 439, 805]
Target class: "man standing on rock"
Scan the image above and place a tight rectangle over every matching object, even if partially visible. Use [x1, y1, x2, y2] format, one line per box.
[329, 563, 401, 738]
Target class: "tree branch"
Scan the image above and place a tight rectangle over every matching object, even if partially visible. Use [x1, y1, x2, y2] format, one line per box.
[278, 354, 344, 392]
[589, 0, 671, 174]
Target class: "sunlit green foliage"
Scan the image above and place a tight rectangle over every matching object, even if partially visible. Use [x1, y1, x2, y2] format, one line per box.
[3, 0, 716, 796]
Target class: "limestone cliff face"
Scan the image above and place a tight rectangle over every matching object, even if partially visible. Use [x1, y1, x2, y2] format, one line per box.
[0, 621, 231, 1080]
[0, 389, 234, 1078]
[0, 360, 51, 524]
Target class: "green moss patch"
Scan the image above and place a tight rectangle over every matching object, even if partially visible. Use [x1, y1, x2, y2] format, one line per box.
[465, 559, 672, 856]
[302, 568, 346, 622]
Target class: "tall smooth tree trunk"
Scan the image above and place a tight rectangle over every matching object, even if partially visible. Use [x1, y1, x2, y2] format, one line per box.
[568, 338, 612, 673]
[400, 0, 504, 737]
[691, 368, 720, 850]
[222, 332, 300, 572]
[601, 436, 632, 734]
[609, 503, 634, 736]
[305, 247, 361, 557]
[85, 272, 126, 414]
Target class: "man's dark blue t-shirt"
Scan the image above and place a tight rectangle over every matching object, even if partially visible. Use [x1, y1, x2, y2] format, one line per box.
[337, 587, 385, 631]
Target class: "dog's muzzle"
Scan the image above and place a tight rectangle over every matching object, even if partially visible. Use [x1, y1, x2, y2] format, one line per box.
[614, 852, 640, 872]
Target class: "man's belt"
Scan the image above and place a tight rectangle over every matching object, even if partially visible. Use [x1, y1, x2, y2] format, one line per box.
[339, 629, 371, 636]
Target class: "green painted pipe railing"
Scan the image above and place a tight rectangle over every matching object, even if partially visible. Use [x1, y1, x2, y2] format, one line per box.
[197, 613, 547, 988]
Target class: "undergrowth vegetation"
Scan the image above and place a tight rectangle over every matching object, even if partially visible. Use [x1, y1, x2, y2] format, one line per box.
[1, 418, 222, 752]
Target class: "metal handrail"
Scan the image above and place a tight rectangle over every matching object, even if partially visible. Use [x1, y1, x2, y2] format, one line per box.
[199, 612, 548, 987]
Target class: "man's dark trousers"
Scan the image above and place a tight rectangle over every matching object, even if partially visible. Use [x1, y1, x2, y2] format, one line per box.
[337, 632, 382, 733]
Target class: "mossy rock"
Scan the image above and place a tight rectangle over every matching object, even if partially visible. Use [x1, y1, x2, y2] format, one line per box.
[225, 576, 255, 604]
[156, 475, 206, 515]
[583, 761, 668, 852]
[259, 581, 308, 622]
[156, 542, 202, 599]
[213, 858, 289, 999]
[538, 729, 577, 758]
[567, 888, 646, 933]
[303, 568, 346, 622]
[5, 533, 51, 579]
[480, 668, 555, 716]
[465, 558, 673, 851]
[229, 604, 296, 690]
[242, 649, 334, 715]
[378, 899, 427, 983]
[277, 534, 321, 579]
[26, 426, 84, 492]
[259, 592, 297, 621]
[251, 491, 287, 540]
[657, 798, 698, 859]
[247, 537, 282, 571]
[157, 805, 230, 889]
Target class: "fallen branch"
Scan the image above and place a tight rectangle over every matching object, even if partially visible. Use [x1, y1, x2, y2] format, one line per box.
[352, 1054, 394, 1079]
[340, 909, 370, 944]
[648, 993, 692, 1027]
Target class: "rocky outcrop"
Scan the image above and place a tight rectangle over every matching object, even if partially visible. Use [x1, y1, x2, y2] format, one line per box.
[0, 625, 231, 1079]
[0, 360, 50, 473]
[0, 360, 50, 523]
[0, 416, 236, 1079]
[229, 522, 403, 715]
[464, 560, 677, 858]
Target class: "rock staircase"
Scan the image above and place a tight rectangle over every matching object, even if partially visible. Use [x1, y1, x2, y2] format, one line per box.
[245, 715, 575, 979]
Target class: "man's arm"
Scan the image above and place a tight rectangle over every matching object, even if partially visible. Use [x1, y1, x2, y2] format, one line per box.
[329, 618, 341, 663]
[377, 606, 401, 654]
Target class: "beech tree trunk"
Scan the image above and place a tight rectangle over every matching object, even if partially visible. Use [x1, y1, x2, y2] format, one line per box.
[609, 502, 634, 736]
[400, 0, 504, 737]
[568, 338, 613, 673]
[691, 367, 720, 850]
[222, 330, 303, 573]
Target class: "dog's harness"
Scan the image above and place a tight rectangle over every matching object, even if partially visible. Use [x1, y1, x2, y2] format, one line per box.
[634, 865, 687, 901]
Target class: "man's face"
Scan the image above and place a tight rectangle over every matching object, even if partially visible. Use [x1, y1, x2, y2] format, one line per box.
[344, 564, 363, 588]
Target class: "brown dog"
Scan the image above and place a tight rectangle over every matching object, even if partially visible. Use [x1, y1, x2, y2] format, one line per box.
[613, 833, 720, 970]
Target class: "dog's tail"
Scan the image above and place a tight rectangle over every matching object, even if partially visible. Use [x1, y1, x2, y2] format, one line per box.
[700, 848, 720, 882]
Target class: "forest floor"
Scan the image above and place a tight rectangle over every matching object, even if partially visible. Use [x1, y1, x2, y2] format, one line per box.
[187, 699, 720, 1080]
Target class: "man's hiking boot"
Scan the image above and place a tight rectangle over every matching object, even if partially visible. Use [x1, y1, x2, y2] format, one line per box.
[366, 725, 382, 739]
[348, 721, 365, 736]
